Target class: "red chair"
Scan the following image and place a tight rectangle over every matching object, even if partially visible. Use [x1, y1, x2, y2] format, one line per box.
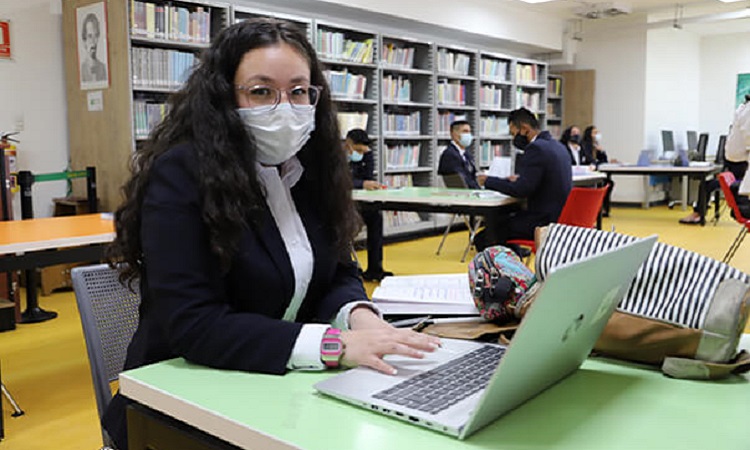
[717, 171, 750, 264]
[507, 185, 609, 260]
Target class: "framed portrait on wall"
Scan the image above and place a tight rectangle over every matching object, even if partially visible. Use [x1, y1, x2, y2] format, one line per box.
[76, 2, 109, 90]
[736, 73, 750, 108]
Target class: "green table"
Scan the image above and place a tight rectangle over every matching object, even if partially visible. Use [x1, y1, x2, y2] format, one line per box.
[120, 335, 750, 450]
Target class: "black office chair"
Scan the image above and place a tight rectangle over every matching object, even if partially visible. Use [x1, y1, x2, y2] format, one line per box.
[696, 133, 708, 162]
[715, 135, 727, 166]
[436, 173, 482, 262]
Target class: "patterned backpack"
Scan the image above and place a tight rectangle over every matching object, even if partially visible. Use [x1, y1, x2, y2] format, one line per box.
[468, 245, 540, 323]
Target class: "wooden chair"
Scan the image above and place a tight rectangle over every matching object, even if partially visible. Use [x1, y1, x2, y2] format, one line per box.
[717, 171, 750, 264]
[507, 185, 609, 262]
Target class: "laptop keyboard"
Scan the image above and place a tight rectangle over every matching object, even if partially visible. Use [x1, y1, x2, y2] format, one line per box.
[372, 345, 505, 415]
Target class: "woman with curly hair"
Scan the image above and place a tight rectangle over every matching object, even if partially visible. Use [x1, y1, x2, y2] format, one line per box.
[104, 18, 439, 449]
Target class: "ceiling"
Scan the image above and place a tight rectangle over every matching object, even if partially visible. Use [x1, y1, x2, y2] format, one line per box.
[508, 0, 750, 35]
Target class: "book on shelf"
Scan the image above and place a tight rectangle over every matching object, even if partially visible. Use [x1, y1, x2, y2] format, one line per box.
[371, 273, 479, 316]
[130, 1, 211, 43]
[516, 63, 539, 84]
[324, 69, 367, 99]
[480, 58, 508, 82]
[337, 112, 368, 137]
[385, 144, 420, 170]
[437, 49, 470, 76]
[381, 43, 415, 68]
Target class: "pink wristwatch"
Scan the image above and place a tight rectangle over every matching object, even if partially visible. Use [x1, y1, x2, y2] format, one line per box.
[320, 327, 343, 368]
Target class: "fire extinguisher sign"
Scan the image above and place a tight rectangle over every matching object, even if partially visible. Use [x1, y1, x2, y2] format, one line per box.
[0, 20, 10, 60]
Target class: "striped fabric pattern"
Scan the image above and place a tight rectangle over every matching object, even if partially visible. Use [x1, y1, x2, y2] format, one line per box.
[536, 224, 749, 329]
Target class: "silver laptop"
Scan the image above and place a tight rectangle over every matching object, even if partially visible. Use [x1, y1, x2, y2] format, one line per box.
[315, 236, 657, 439]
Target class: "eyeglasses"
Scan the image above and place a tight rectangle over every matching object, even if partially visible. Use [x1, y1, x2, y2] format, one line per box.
[235, 84, 323, 111]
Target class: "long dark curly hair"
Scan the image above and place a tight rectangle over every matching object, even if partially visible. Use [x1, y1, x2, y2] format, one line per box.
[109, 18, 359, 283]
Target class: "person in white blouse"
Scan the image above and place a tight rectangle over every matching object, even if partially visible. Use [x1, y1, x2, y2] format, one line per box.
[103, 19, 439, 449]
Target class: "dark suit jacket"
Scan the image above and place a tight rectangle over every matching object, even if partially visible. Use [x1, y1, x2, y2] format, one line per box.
[438, 142, 480, 189]
[350, 151, 376, 188]
[104, 143, 366, 448]
[581, 141, 609, 166]
[485, 131, 572, 235]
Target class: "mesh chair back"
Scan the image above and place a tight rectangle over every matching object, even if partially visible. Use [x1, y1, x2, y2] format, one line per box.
[715, 135, 727, 165]
[71, 264, 140, 426]
[557, 186, 609, 228]
[696, 133, 709, 162]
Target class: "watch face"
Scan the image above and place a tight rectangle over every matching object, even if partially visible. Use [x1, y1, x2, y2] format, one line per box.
[322, 342, 341, 352]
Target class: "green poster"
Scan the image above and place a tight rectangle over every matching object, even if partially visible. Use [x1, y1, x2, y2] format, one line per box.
[737, 73, 750, 107]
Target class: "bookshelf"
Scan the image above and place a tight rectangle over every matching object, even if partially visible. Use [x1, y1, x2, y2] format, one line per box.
[477, 51, 514, 169]
[546, 74, 563, 140]
[62, 0, 553, 237]
[379, 34, 434, 232]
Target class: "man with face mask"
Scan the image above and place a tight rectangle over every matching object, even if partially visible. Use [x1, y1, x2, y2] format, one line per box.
[438, 120, 480, 189]
[346, 129, 393, 281]
[476, 108, 572, 253]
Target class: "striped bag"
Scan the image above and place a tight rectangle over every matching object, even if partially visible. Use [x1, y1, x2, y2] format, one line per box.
[534, 224, 750, 380]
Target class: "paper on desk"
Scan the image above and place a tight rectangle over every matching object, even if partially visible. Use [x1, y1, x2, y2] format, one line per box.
[371, 273, 479, 315]
[487, 156, 512, 178]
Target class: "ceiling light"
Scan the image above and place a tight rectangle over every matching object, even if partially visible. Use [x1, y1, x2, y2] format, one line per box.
[517, 0, 557, 3]
[717, 0, 745, 3]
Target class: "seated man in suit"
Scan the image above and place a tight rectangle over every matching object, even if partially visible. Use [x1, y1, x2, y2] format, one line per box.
[476, 108, 572, 253]
[438, 120, 480, 189]
[346, 129, 393, 281]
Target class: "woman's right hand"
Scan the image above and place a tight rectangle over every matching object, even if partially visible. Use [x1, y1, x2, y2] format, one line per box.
[340, 327, 441, 375]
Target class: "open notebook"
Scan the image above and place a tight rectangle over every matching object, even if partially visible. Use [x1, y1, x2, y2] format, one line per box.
[371, 273, 478, 316]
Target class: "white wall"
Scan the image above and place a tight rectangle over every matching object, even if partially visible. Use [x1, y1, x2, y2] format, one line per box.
[699, 32, 750, 157]
[573, 18, 649, 202]
[0, 1, 68, 218]
[644, 28, 701, 154]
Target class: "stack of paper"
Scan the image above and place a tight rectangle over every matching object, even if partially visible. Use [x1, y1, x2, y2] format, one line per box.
[371, 273, 479, 316]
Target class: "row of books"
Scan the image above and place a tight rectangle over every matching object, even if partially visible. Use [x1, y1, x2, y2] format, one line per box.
[381, 43, 416, 68]
[546, 102, 561, 117]
[383, 112, 421, 134]
[382, 75, 411, 102]
[516, 90, 541, 111]
[548, 78, 562, 96]
[132, 47, 196, 90]
[130, 1, 211, 44]
[337, 112, 369, 138]
[316, 30, 374, 63]
[436, 112, 468, 134]
[436, 80, 466, 106]
[548, 125, 562, 139]
[384, 144, 421, 170]
[383, 174, 422, 227]
[324, 69, 367, 99]
[479, 85, 505, 109]
[479, 116, 510, 135]
[516, 63, 540, 84]
[133, 99, 168, 140]
[437, 49, 471, 76]
[479, 142, 507, 166]
[480, 59, 509, 82]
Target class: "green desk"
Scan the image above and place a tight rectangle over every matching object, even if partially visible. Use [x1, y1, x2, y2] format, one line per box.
[120, 335, 750, 450]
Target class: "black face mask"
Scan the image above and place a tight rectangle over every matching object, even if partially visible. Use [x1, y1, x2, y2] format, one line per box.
[569, 134, 581, 144]
[513, 132, 530, 150]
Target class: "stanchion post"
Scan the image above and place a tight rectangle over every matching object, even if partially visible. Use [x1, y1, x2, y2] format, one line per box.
[86, 166, 97, 213]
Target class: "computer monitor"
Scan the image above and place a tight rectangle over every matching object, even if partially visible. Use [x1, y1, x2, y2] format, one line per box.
[686, 131, 698, 151]
[661, 130, 675, 154]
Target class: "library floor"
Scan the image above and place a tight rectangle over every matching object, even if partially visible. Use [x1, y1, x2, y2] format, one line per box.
[2, 204, 750, 449]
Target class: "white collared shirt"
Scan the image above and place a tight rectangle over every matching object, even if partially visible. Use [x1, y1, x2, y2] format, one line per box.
[256, 156, 380, 370]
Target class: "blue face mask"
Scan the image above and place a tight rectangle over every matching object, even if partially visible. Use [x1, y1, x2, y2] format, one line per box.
[459, 132, 473, 148]
[349, 151, 364, 163]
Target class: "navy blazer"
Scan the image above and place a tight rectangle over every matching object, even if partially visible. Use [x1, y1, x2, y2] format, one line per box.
[485, 131, 572, 231]
[350, 151, 376, 189]
[104, 143, 366, 448]
[438, 142, 480, 189]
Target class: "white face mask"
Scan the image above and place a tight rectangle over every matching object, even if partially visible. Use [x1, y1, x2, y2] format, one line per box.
[595, 132, 603, 143]
[237, 103, 316, 165]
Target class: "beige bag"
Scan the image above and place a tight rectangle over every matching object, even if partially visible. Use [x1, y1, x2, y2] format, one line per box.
[535, 224, 750, 380]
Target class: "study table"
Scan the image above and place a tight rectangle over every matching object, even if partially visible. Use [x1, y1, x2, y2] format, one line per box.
[120, 334, 750, 450]
[0, 213, 115, 323]
[598, 164, 722, 225]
